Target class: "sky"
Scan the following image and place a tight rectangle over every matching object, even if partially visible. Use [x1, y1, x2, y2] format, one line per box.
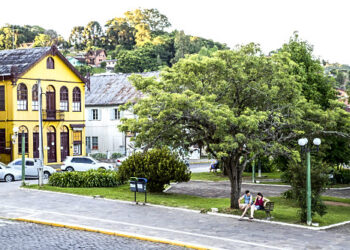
[1, 0, 350, 64]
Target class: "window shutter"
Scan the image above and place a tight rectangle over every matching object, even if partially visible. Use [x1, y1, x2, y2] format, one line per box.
[120, 110, 124, 119]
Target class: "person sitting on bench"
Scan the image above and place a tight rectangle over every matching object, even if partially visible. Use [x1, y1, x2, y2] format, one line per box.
[209, 159, 219, 172]
[250, 192, 270, 220]
[238, 190, 253, 220]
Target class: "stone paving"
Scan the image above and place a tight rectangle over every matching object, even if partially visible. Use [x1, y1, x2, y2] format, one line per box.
[0, 181, 349, 249]
[167, 180, 350, 198]
[0, 219, 184, 250]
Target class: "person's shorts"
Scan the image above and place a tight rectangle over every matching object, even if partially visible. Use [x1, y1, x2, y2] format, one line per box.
[253, 205, 262, 210]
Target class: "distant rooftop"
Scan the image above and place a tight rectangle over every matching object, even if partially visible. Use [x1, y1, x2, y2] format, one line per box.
[85, 71, 159, 106]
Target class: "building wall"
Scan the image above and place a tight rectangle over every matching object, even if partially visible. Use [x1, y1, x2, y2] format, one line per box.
[85, 106, 134, 155]
[0, 54, 86, 165]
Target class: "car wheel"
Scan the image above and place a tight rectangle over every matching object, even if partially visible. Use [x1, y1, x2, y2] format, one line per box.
[43, 171, 51, 179]
[66, 167, 74, 172]
[4, 174, 14, 182]
[98, 167, 106, 170]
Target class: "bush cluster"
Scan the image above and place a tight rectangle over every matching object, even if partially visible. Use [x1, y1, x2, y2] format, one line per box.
[118, 148, 191, 192]
[330, 168, 350, 184]
[90, 153, 107, 160]
[49, 169, 122, 188]
[111, 152, 123, 159]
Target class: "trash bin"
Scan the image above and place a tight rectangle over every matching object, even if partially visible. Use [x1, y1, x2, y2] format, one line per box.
[137, 178, 147, 193]
[129, 177, 138, 192]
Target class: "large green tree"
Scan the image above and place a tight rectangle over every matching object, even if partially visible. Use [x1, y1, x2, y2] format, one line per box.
[119, 44, 321, 208]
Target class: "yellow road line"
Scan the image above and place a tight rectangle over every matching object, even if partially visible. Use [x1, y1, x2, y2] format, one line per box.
[14, 218, 210, 250]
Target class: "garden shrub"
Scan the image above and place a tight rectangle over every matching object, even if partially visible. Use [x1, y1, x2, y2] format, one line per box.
[111, 152, 123, 159]
[49, 169, 122, 188]
[330, 168, 350, 184]
[118, 148, 191, 192]
[90, 153, 107, 160]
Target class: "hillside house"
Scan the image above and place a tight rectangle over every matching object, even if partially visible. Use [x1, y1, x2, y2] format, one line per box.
[85, 49, 107, 67]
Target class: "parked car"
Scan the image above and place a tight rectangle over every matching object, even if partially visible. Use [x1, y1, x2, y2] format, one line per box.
[116, 156, 128, 167]
[8, 158, 56, 179]
[61, 156, 115, 172]
[0, 162, 22, 182]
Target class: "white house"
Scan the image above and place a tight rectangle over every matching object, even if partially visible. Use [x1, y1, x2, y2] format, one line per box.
[85, 72, 159, 157]
[103, 59, 118, 72]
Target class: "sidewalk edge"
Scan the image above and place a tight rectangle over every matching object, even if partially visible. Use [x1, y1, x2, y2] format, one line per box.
[14, 218, 212, 250]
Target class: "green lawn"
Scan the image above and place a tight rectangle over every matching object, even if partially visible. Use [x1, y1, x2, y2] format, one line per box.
[25, 184, 350, 226]
[191, 172, 228, 181]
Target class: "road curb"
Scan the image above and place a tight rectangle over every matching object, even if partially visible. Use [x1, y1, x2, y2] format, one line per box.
[14, 218, 211, 250]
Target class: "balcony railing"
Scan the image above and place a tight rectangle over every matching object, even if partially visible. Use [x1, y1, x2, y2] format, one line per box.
[42, 110, 65, 121]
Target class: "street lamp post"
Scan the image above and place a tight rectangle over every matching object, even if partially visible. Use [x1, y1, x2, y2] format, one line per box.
[297, 137, 321, 226]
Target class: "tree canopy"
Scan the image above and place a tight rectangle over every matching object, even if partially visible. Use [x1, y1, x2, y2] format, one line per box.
[120, 39, 350, 209]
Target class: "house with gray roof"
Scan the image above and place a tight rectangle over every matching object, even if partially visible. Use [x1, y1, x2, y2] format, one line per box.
[85, 71, 159, 156]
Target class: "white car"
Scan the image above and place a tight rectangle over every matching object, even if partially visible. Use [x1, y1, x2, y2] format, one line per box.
[8, 158, 56, 179]
[61, 156, 115, 172]
[116, 156, 128, 167]
[0, 162, 22, 182]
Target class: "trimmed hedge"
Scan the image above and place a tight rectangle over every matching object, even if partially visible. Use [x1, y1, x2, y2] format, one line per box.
[49, 169, 123, 188]
[118, 148, 191, 192]
[90, 153, 107, 160]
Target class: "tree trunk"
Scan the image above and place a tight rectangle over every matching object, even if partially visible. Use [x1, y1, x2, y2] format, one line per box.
[224, 156, 243, 209]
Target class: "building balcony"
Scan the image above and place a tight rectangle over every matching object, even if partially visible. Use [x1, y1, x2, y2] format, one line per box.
[42, 110, 65, 121]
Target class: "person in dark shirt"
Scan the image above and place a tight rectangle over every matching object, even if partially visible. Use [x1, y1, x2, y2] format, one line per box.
[250, 192, 270, 219]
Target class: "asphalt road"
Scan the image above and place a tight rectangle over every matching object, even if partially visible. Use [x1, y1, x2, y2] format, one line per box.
[0, 219, 185, 250]
[167, 180, 350, 198]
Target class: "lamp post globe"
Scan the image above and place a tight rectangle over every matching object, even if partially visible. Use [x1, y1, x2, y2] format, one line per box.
[313, 138, 321, 146]
[298, 138, 308, 146]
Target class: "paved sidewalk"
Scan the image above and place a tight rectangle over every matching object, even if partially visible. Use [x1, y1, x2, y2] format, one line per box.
[0, 181, 349, 249]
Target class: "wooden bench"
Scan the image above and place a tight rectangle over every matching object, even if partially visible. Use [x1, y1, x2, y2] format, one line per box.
[262, 202, 274, 220]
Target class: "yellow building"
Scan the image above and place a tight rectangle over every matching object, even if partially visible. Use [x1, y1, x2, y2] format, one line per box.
[0, 46, 87, 165]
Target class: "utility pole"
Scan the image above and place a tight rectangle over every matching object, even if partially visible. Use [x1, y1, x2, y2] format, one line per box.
[38, 80, 44, 186]
[21, 130, 25, 185]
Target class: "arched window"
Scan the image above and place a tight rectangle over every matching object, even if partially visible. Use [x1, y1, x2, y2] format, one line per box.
[18, 126, 28, 153]
[17, 83, 28, 110]
[32, 84, 38, 110]
[33, 126, 39, 158]
[60, 86, 68, 111]
[72, 87, 81, 112]
[47, 57, 55, 69]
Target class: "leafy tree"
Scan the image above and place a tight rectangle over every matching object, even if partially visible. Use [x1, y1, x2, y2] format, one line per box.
[83, 21, 104, 48]
[114, 43, 166, 73]
[105, 17, 135, 50]
[33, 33, 57, 47]
[142, 8, 171, 32]
[120, 44, 316, 208]
[172, 30, 228, 63]
[69, 26, 85, 50]
[336, 72, 345, 87]
[0, 27, 17, 49]
[279, 32, 336, 110]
